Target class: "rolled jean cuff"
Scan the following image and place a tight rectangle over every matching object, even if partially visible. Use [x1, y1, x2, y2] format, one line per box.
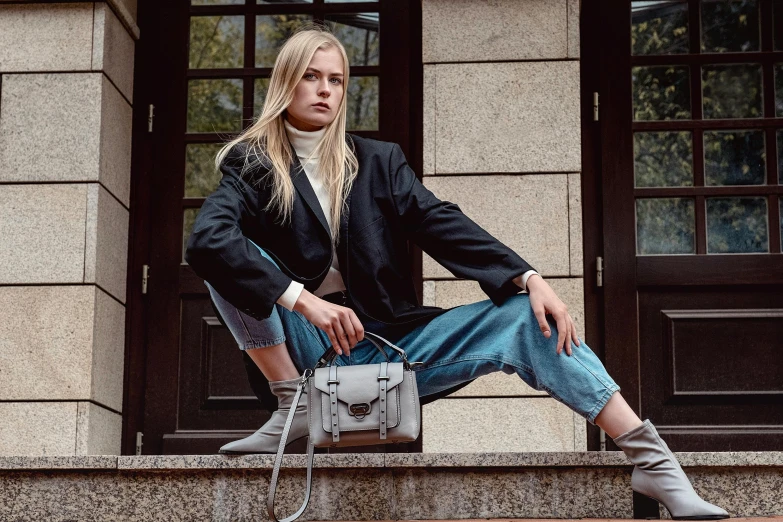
[243, 334, 287, 350]
[586, 382, 621, 425]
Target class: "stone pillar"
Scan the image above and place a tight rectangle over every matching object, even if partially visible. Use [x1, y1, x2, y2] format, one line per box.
[0, 1, 138, 455]
[421, 0, 587, 452]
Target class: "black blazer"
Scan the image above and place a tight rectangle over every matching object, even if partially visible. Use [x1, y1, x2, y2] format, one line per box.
[185, 134, 537, 329]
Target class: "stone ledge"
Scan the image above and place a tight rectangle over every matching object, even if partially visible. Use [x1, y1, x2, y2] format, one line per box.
[0, 455, 117, 470]
[2, 451, 781, 471]
[1, 453, 781, 520]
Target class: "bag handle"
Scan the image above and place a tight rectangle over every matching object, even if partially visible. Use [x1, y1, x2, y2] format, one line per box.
[267, 370, 314, 522]
[317, 331, 414, 370]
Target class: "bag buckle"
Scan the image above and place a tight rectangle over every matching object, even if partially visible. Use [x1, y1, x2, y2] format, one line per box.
[349, 403, 371, 419]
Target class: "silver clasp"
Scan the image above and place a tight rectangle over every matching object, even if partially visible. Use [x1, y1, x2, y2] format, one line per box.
[349, 403, 371, 419]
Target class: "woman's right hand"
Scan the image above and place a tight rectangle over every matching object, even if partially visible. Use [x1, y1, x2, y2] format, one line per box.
[293, 290, 364, 356]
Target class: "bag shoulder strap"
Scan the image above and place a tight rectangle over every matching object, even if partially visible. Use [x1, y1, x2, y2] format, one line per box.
[267, 375, 315, 522]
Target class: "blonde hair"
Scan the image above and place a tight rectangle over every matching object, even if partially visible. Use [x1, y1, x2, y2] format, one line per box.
[215, 23, 358, 248]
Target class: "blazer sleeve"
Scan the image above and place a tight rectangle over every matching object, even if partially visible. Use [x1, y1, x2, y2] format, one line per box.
[388, 143, 538, 307]
[184, 145, 294, 320]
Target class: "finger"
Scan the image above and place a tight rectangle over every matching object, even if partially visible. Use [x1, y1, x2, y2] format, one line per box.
[333, 320, 351, 356]
[325, 327, 342, 356]
[349, 310, 364, 343]
[569, 315, 580, 347]
[532, 304, 551, 339]
[563, 313, 573, 356]
[555, 312, 568, 355]
[340, 310, 358, 348]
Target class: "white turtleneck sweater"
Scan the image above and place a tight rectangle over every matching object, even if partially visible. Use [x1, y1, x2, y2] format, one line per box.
[275, 118, 539, 311]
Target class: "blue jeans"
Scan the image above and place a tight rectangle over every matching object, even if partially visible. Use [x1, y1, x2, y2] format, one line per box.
[206, 240, 621, 425]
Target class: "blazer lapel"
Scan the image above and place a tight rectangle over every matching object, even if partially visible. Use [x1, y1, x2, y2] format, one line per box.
[289, 142, 331, 238]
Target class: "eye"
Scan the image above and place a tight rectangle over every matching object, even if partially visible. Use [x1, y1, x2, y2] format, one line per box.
[304, 73, 316, 80]
[330, 78, 343, 85]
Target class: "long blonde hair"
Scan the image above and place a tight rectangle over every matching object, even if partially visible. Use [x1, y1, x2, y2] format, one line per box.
[215, 23, 359, 247]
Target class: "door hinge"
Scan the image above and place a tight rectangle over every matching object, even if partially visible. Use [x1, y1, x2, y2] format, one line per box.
[142, 264, 150, 294]
[593, 92, 599, 121]
[135, 431, 144, 455]
[148, 104, 155, 133]
[599, 427, 606, 451]
[596, 256, 604, 287]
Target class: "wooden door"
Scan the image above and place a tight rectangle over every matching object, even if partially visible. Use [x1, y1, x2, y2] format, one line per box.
[596, 0, 783, 451]
[124, 0, 422, 454]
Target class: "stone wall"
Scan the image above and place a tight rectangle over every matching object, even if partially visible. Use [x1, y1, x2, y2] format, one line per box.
[0, 1, 138, 455]
[420, 0, 587, 452]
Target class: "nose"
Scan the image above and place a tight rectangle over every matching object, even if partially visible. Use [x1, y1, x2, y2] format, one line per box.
[318, 80, 330, 97]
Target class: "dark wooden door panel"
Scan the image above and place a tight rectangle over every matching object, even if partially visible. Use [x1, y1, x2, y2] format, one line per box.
[638, 287, 783, 447]
[179, 295, 269, 426]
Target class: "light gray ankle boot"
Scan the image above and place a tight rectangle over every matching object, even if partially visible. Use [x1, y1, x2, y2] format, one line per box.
[613, 419, 729, 520]
[219, 376, 308, 454]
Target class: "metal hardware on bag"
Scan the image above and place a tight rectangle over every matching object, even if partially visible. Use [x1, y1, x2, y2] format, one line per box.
[349, 403, 371, 419]
[300, 368, 312, 385]
[409, 361, 425, 368]
[327, 379, 340, 384]
[377, 375, 390, 380]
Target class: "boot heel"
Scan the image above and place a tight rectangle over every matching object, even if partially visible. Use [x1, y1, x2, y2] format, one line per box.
[633, 490, 661, 520]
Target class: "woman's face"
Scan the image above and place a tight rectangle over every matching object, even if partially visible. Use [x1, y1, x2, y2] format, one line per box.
[285, 46, 345, 132]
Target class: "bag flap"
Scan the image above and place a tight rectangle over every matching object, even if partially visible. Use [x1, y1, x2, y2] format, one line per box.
[312, 362, 404, 405]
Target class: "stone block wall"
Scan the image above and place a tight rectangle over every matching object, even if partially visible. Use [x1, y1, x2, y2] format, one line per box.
[0, 1, 138, 456]
[420, 0, 586, 452]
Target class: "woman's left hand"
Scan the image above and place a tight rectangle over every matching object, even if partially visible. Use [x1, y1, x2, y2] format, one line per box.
[526, 275, 581, 356]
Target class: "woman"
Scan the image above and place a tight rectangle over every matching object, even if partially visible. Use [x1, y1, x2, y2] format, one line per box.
[185, 24, 729, 520]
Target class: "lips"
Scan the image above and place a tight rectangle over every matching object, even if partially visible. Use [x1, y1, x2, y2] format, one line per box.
[313, 103, 330, 109]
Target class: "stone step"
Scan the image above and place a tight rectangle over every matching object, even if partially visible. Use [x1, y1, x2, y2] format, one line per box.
[314, 516, 783, 522]
[1, 452, 781, 521]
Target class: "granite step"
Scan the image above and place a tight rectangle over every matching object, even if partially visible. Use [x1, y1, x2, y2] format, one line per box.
[1, 452, 781, 521]
[313, 519, 783, 522]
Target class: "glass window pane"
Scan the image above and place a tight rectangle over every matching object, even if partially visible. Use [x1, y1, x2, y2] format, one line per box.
[185, 144, 224, 197]
[631, 1, 689, 55]
[634, 131, 693, 187]
[776, 63, 783, 117]
[703, 130, 765, 185]
[183, 208, 200, 263]
[706, 197, 769, 253]
[254, 77, 270, 118]
[636, 198, 695, 254]
[702, 64, 763, 119]
[256, 15, 313, 68]
[346, 75, 378, 131]
[189, 16, 244, 69]
[187, 79, 243, 133]
[632, 65, 691, 121]
[325, 13, 379, 66]
[701, 0, 760, 53]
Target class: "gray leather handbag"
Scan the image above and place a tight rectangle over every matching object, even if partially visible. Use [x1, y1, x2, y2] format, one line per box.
[267, 331, 422, 522]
